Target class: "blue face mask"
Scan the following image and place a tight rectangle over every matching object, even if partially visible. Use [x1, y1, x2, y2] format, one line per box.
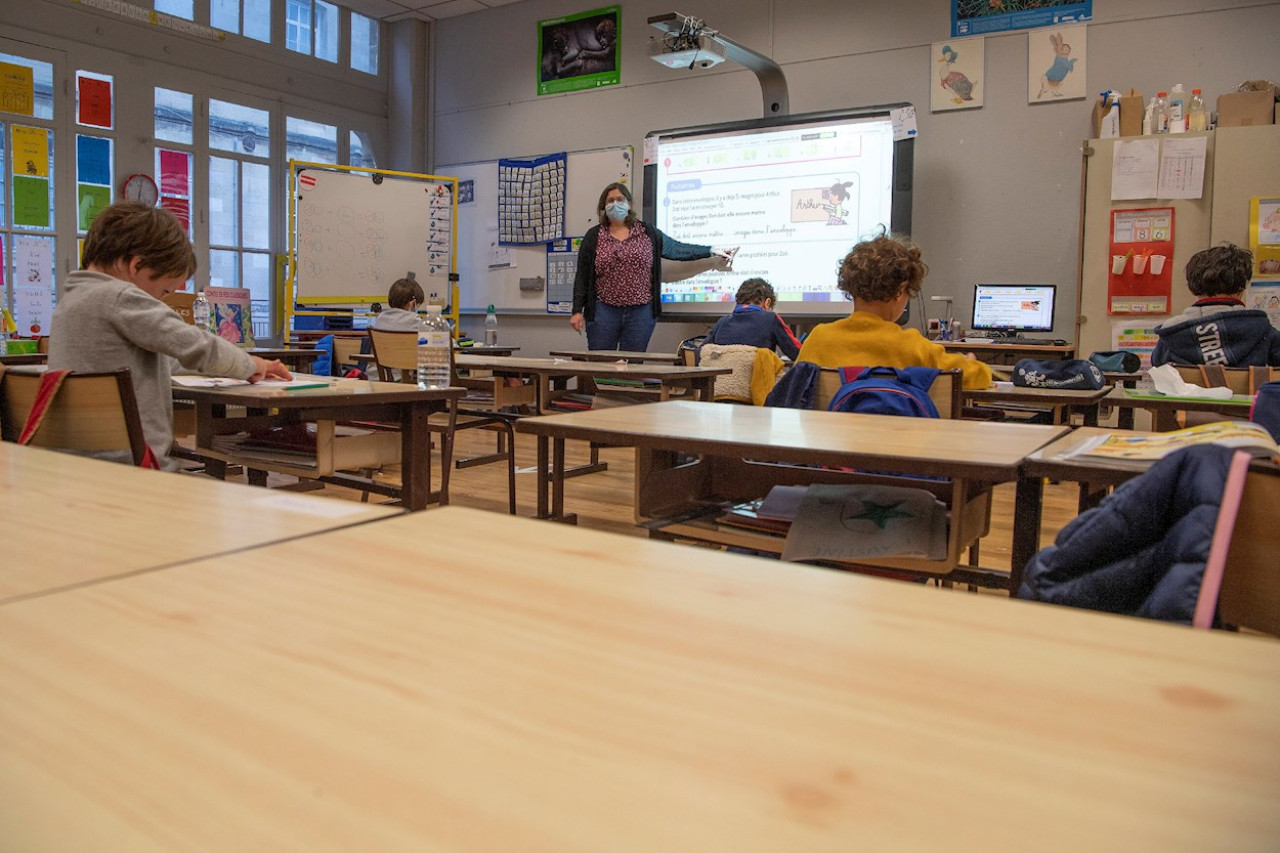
[605, 200, 630, 222]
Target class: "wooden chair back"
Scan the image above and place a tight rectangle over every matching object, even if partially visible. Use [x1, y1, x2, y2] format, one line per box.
[1194, 453, 1280, 636]
[331, 336, 366, 375]
[1173, 364, 1277, 395]
[0, 367, 149, 466]
[814, 368, 963, 419]
[36, 336, 50, 354]
[367, 328, 421, 382]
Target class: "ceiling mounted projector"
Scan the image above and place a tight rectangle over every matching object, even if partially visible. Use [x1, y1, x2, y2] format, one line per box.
[648, 32, 726, 69]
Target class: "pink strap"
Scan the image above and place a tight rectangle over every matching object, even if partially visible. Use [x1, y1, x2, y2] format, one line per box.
[1192, 450, 1252, 629]
[17, 370, 70, 446]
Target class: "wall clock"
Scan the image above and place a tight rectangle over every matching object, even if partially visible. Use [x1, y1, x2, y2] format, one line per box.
[121, 173, 159, 206]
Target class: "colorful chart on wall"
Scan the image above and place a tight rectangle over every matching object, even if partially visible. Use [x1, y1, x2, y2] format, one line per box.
[1108, 207, 1175, 314]
[953, 0, 1090, 36]
[498, 152, 566, 245]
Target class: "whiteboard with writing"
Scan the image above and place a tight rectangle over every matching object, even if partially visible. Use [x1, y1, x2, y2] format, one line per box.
[293, 166, 456, 305]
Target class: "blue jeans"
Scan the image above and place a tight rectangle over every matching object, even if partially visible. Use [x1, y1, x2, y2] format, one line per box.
[586, 302, 657, 351]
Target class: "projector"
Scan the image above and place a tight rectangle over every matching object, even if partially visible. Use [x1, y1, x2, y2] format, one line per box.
[648, 33, 726, 69]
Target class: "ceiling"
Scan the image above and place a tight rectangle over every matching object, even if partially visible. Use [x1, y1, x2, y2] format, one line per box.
[340, 0, 527, 23]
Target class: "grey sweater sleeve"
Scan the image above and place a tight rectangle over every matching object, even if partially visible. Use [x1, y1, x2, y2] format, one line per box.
[113, 288, 256, 378]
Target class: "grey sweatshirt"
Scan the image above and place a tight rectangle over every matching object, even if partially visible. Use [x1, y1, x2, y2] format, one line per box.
[372, 307, 420, 332]
[48, 270, 256, 464]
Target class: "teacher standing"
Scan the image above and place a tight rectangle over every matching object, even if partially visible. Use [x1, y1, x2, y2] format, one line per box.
[571, 182, 728, 351]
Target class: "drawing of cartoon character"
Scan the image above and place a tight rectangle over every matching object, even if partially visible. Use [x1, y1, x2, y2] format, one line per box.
[937, 45, 977, 104]
[822, 181, 853, 225]
[1037, 32, 1076, 99]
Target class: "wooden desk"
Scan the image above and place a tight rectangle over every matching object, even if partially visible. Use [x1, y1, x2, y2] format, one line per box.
[172, 375, 465, 511]
[3, 505, 1277, 852]
[943, 340, 1075, 365]
[0, 352, 47, 366]
[517, 401, 1067, 580]
[0, 442, 397, 604]
[1107, 387, 1254, 431]
[548, 349, 681, 365]
[247, 346, 320, 371]
[965, 384, 1114, 426]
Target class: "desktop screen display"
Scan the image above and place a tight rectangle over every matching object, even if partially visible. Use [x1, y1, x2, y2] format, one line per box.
[971, 284, 1056, 334]
[643, 107, 913, 317]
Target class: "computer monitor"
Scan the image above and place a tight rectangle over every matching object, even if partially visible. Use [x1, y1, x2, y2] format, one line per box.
[970, 284, 1056, 336]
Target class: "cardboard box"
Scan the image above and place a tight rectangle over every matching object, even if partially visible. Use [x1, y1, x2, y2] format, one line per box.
[162, 291, 197, 324]
[1217, 89, 1276, 127]
[1119, 89, 1144, 137]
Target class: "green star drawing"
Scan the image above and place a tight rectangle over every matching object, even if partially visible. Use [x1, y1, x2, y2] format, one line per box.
[845, 500, 913, 530]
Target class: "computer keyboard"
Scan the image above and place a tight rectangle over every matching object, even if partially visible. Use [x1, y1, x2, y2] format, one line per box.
[959, 337, 1067, 346]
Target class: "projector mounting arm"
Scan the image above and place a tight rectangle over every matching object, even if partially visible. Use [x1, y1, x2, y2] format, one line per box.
[648, 12, 790, 117]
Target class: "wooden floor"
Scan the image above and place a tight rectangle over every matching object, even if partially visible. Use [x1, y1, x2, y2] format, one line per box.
[223, 426, 1084, 592]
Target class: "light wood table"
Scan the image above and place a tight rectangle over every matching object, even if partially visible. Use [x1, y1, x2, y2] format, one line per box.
[247, 346, 320, 371]
[548, 348, 682, 364]
[172, 375, 465, 511]
[965, 384, 1115, 426]
[1107, 387, 1255, 431]
[2, 505, 1277, 852]
[943, 340, 1075, 364]
[517, 401, 1068, 581]
[0, 442, 398, 604]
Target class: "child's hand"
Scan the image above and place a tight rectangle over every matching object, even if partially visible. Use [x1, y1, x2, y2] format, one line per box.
[248, 357, 292, 382]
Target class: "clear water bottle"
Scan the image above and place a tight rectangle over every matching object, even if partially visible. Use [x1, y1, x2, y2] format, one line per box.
[1187, 88, 1207, 131]
[1152, 91, 1169, 134]
[1142, 97, 1156, 135]
[192, 292, 211, 332]
[1166, 83, 1186, 133]
[484, 303, 498, 346]
[417, 304, 452, 389]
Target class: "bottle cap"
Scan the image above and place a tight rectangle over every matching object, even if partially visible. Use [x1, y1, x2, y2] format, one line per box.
[487, 304, 495, 313]
[1192, 88, 1202, 94]
[1157, 91, 1167, 97]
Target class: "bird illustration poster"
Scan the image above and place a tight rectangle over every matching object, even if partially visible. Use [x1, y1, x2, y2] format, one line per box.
[1028, 24, 1087, 102]
[931, 37, 984, 112]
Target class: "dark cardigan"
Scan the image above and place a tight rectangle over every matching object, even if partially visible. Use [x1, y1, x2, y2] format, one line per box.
[571, 221, 712, 320]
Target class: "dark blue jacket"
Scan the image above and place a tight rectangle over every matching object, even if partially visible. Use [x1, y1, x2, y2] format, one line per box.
[764, 362, 821, 409]
[1018, 445, 1235, 623]
[706, 305, 802, 360]
[1151, 301, 1280, 367]
[572, 221, 711, 320]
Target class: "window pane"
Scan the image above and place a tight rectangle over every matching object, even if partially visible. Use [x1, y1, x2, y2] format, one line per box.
[210, 0, 240, 33]
[0, 53, 55, 121]
[209, 98, 269, 157]
[241, 161, 270, 250]
[208, 249, 239, 288]
[349, 130, 375, 169]
[244, 0, 272, 42]
[154, 0, 194, 20]
[351, 13, 378, 74]
[75, 71, 114, 129]
[286, 0, 311, 55]
[287, 117, 337, 164]
[208, 157, 239, 246]
[314, 0, 339, 62]
[155, 87, 193, 145]
[242, 251, 272, 304]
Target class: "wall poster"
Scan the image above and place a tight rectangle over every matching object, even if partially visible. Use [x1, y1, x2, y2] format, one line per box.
[537, 5, 620, 96]
[953, 0, 1090, 37]
[1108, 207, 1175, 315]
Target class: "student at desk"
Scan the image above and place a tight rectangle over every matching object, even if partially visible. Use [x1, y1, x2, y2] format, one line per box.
[705, 278, 802, 360]
[797, 234, 992, 390]
[373, 277, 424, 332]
[48, 202, 291, 469]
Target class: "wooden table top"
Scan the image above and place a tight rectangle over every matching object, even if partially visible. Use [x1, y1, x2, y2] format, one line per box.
[1107, 386, 1255, 412]
[170, 374, 465, 408]
[965, 384, 1115, 406]
[518, 400, 1069, 481]
[2, 504, 1277, 851]
[0, 352, 47, 366]
[457, 354, 729, 380]
[943, 340, 1075, 354]
[547, 349, 682, 364]
[0, 443, 398, 604]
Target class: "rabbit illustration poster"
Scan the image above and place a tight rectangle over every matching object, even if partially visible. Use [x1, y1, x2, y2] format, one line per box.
[1028, 25, 1087, 102]
[931, 38, 984, 111]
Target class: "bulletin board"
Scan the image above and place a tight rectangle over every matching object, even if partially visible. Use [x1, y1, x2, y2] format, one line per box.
[440, 146, 632, 313]
[288, 161, 457, 311]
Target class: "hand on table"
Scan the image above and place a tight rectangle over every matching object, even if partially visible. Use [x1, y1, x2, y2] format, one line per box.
[249, 357, 292, 382]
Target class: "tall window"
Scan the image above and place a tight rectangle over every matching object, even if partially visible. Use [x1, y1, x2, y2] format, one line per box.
[211, 0, 272, 42]
[208, 98, 271, 321]
[286, 116, 337, 164]
[287, 0, 338, 63]
[285, 0, 312, 55]
[350, 12, 378, 75]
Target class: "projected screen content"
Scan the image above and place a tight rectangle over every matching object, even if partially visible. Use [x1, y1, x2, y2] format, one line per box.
[645, 110, 910, 315]
[971, 284, 1057, 334]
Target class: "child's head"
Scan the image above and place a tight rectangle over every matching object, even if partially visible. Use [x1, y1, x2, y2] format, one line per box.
[837, 233, 928, 303]
[1185, 243, 1252, 298]
[387, 277, 425, 310]
[735, 278, 776, 308]
[81, 202, 195, 297]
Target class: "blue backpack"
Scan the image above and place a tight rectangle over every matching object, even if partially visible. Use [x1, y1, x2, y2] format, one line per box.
[826, 366, 941, 418]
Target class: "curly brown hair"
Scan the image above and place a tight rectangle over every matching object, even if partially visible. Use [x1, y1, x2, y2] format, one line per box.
[836, 234, 928, 303]
[81, 202, 196, 279]
[1185, 243, 1252, 297]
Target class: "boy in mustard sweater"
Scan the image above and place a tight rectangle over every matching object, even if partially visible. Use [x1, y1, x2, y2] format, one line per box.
[798, 234, 991, 390]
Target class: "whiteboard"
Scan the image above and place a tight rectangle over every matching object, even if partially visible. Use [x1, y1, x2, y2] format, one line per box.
[294, 166, 456, 305]
[441, 147, 632, 312]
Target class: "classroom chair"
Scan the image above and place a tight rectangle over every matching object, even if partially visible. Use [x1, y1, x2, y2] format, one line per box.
[1173, 364, 1278, 396]
[697, 343, 785, 404]
[368, 328, 517, 514]
[1193, 451, 1280, 636]
[0, 366, 151, 467]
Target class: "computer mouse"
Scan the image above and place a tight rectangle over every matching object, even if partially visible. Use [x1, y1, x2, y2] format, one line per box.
[1053, 339, 1068, 346]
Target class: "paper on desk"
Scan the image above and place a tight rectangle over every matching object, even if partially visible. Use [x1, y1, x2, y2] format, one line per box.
[172, 375, 251, 388]
[1147, 363, 1234, 398]
[781, 484, 947, 563]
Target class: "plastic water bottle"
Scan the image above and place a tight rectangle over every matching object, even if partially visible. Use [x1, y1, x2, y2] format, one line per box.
[484, 304, 498, 346]
[192, 292, 211, 332]
[1166, 83, 1186, 133]
[1142, 97, 1156, 135]
[417, 304, 452, 389]
[1152, 91, 1169, 134]
[1187, 88, 1207, 131]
